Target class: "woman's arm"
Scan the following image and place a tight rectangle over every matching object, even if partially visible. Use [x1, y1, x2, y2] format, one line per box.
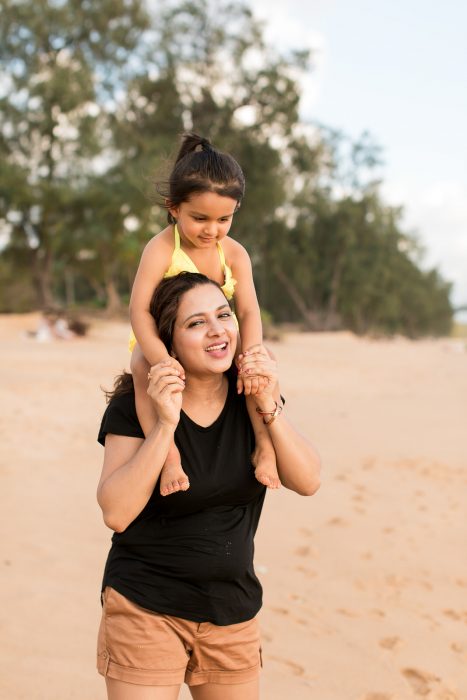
[129, 235, 173, 365]
[97, 362, 185, 532]
[239, 348, 321, 496]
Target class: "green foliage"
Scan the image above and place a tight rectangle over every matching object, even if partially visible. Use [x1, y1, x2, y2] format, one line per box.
[0, 0, 454, 336]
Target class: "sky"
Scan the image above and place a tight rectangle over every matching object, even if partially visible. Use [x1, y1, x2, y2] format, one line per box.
[249, 0, 467, 318]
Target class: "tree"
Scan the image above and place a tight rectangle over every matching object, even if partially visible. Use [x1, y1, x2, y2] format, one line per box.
[0, 0, 150, 307]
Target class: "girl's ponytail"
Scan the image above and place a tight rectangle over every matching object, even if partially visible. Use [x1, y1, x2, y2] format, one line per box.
[174, 133, 213, 163]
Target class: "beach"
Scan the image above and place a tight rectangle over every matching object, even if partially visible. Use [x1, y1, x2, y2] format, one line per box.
[0, 312, 466, 700]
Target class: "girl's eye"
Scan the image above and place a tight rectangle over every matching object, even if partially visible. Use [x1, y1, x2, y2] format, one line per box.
[188, 319, 204, 328]
[219, 312, 232, 319]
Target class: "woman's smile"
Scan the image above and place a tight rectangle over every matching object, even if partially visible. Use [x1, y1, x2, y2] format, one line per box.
[204, 340, 229, 358]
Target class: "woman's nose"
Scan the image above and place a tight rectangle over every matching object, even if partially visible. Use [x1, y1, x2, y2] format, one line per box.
[207, 316, 223, 334]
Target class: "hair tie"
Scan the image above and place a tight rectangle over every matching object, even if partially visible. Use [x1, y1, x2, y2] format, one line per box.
[199, 138, 212, 152]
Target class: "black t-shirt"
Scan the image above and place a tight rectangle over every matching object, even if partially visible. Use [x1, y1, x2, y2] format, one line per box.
[97, 370, 266, 625]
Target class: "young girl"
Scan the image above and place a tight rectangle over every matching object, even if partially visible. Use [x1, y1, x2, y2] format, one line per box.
[129, 132, 280, 495]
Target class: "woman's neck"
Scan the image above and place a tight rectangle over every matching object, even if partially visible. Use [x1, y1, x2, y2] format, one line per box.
[182, 372, 227, 404]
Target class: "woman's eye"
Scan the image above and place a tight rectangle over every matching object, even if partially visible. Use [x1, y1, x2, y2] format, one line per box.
[219, 312, 232, 319]
[188, 319, 204, 327]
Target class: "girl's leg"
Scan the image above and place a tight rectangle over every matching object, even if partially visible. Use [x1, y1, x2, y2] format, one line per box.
[246, 396, 281, 489]
[241, 343, 280, 489]
[189, 679, 259, 700]
[106, 678, 181, 700]
[131, 344, 190, 496]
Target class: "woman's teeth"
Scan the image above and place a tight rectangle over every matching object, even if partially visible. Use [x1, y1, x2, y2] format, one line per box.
[205, 343, 227, 352]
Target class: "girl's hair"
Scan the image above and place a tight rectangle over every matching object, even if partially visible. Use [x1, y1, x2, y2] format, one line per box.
[104, 273, 223, 402]
[158, 133, 245, 223]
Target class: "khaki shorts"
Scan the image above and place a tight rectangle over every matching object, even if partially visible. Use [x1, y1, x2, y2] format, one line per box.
[97, 587, 262, 686]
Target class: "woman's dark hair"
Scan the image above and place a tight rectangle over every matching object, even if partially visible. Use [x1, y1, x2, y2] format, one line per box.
[105, 273, 223, 402]
[158, 133, 245, 223]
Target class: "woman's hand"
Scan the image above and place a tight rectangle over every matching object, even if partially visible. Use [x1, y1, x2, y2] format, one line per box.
[237, 345, 278, 407]
[147, 360, 185, 428]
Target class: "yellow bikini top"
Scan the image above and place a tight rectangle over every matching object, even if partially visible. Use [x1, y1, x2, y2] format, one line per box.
[164, 224, 236, 300]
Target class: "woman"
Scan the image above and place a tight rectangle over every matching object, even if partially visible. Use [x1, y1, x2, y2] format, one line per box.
[96, 272, 321, 700]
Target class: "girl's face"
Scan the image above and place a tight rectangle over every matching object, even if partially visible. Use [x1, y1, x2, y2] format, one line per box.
[169, 191, 238, 249]
[171, 283, 237, 376]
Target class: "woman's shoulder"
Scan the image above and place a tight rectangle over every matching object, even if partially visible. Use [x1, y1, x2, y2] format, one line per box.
[98, 385, 144, 446]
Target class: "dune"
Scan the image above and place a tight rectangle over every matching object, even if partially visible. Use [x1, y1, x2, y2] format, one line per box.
[0, 313, 465, 699]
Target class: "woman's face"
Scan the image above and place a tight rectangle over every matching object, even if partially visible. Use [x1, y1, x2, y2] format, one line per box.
[171, 284, 237, 375]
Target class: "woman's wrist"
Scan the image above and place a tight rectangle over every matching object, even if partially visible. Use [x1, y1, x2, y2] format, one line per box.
[255, 398, 283, 425]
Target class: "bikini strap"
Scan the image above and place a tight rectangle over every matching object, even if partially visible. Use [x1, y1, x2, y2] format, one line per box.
[217, 241, 226, 270]
[174, 223, 181, 249]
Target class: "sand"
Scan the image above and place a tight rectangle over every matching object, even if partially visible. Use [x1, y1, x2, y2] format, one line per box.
[0, 312, 466, 700]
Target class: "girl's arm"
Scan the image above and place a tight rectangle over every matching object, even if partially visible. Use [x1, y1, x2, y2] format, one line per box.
[229, 242, 263, 352]
[97, 362, 184, 532]
[129, 235, 173, 365]
[239, 348, 321, 496]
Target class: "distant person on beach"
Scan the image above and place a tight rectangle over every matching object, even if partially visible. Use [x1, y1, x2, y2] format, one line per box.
[96, 272, 321, 699]
[29, 309, 76, 342]
[128, 132, 280, 496]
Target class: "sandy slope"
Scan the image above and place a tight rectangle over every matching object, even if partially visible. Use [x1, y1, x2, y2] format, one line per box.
[0, 313, 466, 700]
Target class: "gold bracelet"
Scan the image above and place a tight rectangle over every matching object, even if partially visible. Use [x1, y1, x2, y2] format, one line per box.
[256, 401, 283, 425]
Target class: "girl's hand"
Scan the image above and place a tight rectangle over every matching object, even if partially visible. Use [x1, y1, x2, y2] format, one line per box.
[147, 360, 185, 428]
[237, 345, 277, 402]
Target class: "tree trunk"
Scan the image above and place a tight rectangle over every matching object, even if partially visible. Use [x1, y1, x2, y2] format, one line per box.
[105, 277, 122, 316]
[64, 268, 75, 307]
[34, 247, 55, 309]
[273, 266, 314, 329]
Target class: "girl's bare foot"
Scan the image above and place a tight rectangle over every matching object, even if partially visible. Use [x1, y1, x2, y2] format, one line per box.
[252, 445, 281, 489]
[160, 462, 190, 496]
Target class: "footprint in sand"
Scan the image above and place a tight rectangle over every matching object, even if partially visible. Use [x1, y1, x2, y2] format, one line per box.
[352, 493, 365, 503]
[295, 545, 310, 557]
[335, 472, 348, 481]
[443, 609, 467, 623]
[401, 667, 459, 698]
[336, 607, 359, 618]
[361, 550, 374, 560]
[379, 636, 402, 650]
[402, 667, 439, 695]
[295, 564, 318, 577]
[299, 527, 313, 537]
[270, 606, 290, 616]
[294, 544, 319, 558]
[360, 694, 394, 700]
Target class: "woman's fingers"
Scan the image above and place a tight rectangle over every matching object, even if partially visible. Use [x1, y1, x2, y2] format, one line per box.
[148, 361, 182, 381]
[147, 363, 185, 401]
